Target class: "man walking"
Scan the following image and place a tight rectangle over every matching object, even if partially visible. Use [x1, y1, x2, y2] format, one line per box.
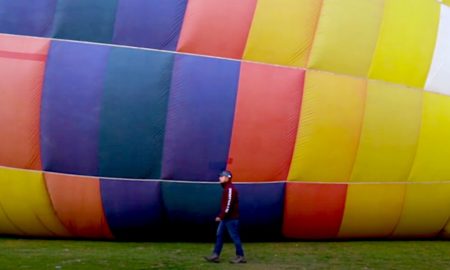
[204, 170, 246, 264]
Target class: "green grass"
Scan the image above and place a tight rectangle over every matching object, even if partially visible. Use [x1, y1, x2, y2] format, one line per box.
[0, 237, 449, 270]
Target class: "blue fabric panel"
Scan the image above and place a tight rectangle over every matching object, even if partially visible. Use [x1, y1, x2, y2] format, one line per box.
[112, 0, 187, 50]
[100, 179, 163, 239]
[99, 47, 174, 179]
[236, 182, 285, 240]
[51, 0, 118, 43]
[0, 0, 57, 36]
[161, 181, 222, 240]
[162, 55, 240, 181]
[40, 41, 109, 175]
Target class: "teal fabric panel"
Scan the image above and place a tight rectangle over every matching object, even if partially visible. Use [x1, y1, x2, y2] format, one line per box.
[161, 181, 222, 240]
[51, 0, 118, 43]
[99, 47, 174, 179]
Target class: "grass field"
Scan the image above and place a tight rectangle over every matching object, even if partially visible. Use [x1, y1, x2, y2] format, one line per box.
[0, 237, 449, 270]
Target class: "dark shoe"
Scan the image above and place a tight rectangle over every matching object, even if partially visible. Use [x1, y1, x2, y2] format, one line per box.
[204, 254, 220, 263]
[230, 256, 247, 264]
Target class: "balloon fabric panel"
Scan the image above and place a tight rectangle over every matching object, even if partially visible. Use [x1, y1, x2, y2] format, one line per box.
[0, 0, 56, 36]
[45, 173, 112, 239]
[51, 0, 119, 43]
[227, 62, 304, 181]
[176, 0, 257, 59]
[161, 54, 240, 181]
[112, 0, 187, 50]
[0, 35, 49, 170]
[99, 47, 174, 179]
[40, 41, 110, 176]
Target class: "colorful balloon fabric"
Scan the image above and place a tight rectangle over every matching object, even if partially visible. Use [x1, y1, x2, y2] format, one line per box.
[0, 0, 449, 240]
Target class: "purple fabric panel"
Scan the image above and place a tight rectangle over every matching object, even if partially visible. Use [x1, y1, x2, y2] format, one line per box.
[100, 179, 163, 239]
[112, 0, 187, 50]
[161, 55, 240, 181]
[40, 41, 109, 175]
[0, 0, 57, 36]
[236, 182, 285, 240]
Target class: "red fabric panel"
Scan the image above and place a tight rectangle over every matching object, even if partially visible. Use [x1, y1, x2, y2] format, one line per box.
[0, 35, 49, 169]
[176, 0, 257, 59]
[227, 63, 304, 181]
[282, 182, 347, 239]
[44, 173, 113, 239]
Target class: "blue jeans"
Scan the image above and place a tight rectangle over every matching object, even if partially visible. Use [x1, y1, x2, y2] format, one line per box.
[213, 219, 244, 256]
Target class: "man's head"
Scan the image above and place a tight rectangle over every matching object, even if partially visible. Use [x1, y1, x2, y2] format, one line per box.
[219, 170, 232, 184]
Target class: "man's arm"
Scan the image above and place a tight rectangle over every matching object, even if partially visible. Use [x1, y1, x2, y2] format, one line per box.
[217, 187, 232, 220]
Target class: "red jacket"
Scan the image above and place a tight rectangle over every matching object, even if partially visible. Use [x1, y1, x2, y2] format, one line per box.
[218, 182, 239, 220]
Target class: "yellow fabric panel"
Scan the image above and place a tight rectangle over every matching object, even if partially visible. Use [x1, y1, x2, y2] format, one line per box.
[350, 81, 422, 182]
[307, 0, 384, 76]
[368, 0, 440, 88]
[0, 167, 70, 237]
[409, 92, 450, 181]
[0, 203, 23, 235]
[242, 0, 322, 67]
[393, 183, 450, 237]
[288, 71, 366, 181]
[338, 184, 405, 238]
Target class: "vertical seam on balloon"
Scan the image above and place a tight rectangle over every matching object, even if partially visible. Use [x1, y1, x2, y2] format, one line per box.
[285, 70, 307, 181]
[161, 1, 188, 50]
[39, 40, 55, 172]
[96, 178, 114, 239]
[386, 183, 407, 238]
[98, 179, 113, 238]
[174, 0, 192, 52]
[0, 199, 28, 236]
[424, 5, 443, 91]
[437, 213, 450, 236]
[304, 0, 325, 68]
[109, 0, 121, 44]
[332, 183, 349, 239]
[405, 91, 425, 182]
[367, 0, 387, 79]
[34, 40, 51, 171]
[223, 62, 242, 178]
[347, 79, 369, 181]
[238, 0, 258, 59]
[110, 0, 121, 44]
[280, 182, 291, 238]
[43, 174, 74, 236]
[389, 91, 425, 238]
[159, 54, 180, 180]
[155, 53, 176, 180]
[225, 63, 245, 175]
[41, 0, 58, 37]
[49, 0, 62, 38]
[438, 216, 450, 236]
[41, 172, 71, 237]
[421, 3, 442, 91]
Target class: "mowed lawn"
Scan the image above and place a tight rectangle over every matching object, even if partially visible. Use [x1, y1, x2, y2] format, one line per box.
[0, 237, 449, 270]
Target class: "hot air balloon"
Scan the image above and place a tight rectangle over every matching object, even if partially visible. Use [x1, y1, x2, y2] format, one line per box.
[0, 0, 449, 240]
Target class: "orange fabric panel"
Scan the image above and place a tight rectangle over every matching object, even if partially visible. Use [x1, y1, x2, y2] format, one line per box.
[176, 0, 257, 59]
[44, 173, 113, 239]
[0, 34, 49, 170]
[227, 63, 304, 181]
[282, 182, 347, 239]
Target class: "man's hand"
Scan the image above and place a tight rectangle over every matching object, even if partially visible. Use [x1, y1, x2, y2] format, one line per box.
[215, 217, 221, 222]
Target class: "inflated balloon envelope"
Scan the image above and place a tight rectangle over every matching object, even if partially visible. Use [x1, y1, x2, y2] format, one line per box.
[0, 0, 449, 240]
